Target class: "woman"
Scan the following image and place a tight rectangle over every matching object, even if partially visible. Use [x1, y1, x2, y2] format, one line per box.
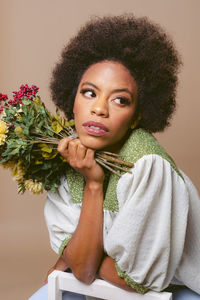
[29, 14, 200, 299]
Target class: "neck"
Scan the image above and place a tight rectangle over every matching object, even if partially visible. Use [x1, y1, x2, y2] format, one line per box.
[101, 130, 132, 154]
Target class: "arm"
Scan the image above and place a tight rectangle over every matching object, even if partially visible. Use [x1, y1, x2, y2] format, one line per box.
[57, 138, 105, 284]
[99, 256, 135, 292]
[102, 155, 189, 293]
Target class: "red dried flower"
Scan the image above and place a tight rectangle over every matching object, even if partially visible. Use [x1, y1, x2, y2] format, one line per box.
[12, 84, 39, 103]
[0, 94, 8, 102]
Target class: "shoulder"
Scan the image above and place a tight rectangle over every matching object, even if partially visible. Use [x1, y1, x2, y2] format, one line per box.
[121, 129, 182, 178]
[117, 154, 188, 210]
[119, 153, 185, 187]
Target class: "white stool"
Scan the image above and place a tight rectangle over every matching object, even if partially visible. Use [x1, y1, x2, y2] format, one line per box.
[48, 270, 172, 300]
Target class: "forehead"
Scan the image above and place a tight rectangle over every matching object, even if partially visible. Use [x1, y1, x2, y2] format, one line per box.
[79, 60, 137, 91]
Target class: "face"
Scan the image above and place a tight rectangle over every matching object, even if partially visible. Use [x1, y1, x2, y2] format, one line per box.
[73, 60, 138, 152]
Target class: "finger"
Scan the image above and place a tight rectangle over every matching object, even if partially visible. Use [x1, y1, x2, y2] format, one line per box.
[76, 143, 87, 161]
[57, 137, 70, 158]
[83, 148, 96, 168]
[85, 148, 95, 162]
[67, 139, 79, 160]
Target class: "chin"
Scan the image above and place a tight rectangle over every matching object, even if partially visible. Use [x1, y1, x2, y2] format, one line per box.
[79, 136, 108, 151]
[82, 141, 106, 151]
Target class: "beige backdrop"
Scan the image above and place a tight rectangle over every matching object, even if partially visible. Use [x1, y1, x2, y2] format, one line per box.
[0, 0, 200, 299]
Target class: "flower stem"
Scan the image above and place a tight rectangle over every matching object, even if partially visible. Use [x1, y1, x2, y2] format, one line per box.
[96, 153, 134, 168]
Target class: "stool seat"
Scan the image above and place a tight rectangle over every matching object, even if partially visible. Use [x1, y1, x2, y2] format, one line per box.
[48, 270, 172, 300]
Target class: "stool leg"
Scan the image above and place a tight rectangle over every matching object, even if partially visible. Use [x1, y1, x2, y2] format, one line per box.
[48, 271, 62, 300]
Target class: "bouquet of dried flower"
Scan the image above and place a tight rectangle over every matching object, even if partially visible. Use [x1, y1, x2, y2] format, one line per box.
[0, 84, 133, 194]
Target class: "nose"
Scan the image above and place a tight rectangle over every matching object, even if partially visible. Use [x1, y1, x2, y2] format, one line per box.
[91, 97, 109, 117]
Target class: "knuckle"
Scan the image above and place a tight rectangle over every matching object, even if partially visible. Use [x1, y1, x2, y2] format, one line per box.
[69, 138, 79, 146]
[77, 160, 87, 169]
[68, 158, 75, 166]
[87, 148, 94, 154]
[79, 144, 85, 151]
[69, 140, 76, 146]
[76, 162, 83, 169]
[58, 147, 68, 157]
[57, 146, 64, 154]
[58, 137, 69, 152]
[87, 149, 95, 157]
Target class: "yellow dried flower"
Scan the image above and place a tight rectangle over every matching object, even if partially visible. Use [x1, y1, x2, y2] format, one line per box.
[0, 120, 8, 134]
[14, 126, 23, 136]
[25, 179, 43, 194]
[18, 115, 24, 122]
[0, 134, 6, 145]
[12, 161, 25, 181]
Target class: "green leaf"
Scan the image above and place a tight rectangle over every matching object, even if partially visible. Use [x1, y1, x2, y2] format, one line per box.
[22, 98, 32, 105]
[22, 127, 29, 136]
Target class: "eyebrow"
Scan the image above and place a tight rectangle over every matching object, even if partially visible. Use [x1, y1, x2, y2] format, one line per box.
[81, 82, 100, 91]
[81, 81, 134, 98]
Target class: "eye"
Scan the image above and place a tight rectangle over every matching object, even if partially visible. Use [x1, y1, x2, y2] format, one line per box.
[114, 97, 130, 105]
[80, 89, 96, 98]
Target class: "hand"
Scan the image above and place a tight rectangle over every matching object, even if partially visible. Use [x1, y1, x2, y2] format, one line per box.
[58, 137, 105, 184]
[44, 256, 68, 284]
[44, 265, 57, 284]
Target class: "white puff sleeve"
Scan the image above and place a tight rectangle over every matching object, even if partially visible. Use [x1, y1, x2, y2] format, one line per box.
[104, 154, 189, 293]
[44, 176, 81, 255]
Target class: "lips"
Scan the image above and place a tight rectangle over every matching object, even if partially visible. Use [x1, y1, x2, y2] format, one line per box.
[82, 121, 109, 136]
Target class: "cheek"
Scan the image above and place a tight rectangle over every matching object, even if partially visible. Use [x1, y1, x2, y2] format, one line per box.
[73, 100, 84, 124]
[113, 112, 134, 131]
[73, 100, 89, 132]
[73, 97, 88, 117]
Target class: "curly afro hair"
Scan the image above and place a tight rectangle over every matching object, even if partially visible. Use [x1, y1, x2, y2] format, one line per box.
[50, 14, 182, 133]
